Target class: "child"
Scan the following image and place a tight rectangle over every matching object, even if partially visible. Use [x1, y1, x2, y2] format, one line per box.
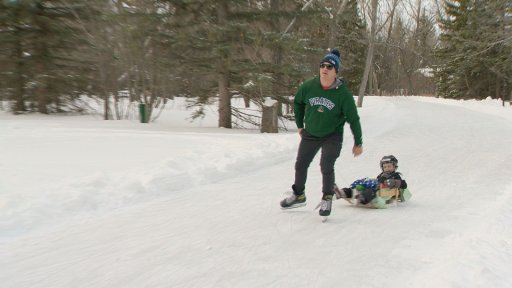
[334, 155, 411, 208]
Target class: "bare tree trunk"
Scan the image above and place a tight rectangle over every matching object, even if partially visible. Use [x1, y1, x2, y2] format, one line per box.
[261, 103, 278, 133]
[243, 95, 250, 108]
[217, 2, 232, 128]
[496, 75, 501, 101]
[12, 9, 26, 114]
[14, 38, 26, 113]
[357, 0, 378, 107]
[384, 2, 395, 55]
[99, 59, 110, 120]
[404, 0, 423, 96]
[103, 94, 110, 120]
[33, 12, 49, 114]
[218, 65, 231, 128]
[270, 0, 281, 85]
[369, 65, 373, 94]
[433, 0, 445, 22]
[270, 0, 285, 117]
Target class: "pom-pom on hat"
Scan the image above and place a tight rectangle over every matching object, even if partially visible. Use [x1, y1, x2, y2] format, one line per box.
[320, 49, 341, 73]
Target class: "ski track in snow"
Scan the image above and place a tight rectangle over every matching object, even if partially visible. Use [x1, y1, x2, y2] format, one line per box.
[1, 96, 512, 287]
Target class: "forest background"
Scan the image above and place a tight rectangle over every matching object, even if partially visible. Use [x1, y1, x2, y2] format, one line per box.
[0, 0, 511, 128]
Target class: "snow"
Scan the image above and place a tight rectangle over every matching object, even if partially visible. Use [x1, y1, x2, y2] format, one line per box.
[1, 96, 512, 287]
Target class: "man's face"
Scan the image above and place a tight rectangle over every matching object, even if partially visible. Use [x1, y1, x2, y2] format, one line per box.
[319, 62, 336, 78]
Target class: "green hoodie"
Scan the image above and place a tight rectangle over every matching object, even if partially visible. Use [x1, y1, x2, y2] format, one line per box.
[294, 76, 363, 146]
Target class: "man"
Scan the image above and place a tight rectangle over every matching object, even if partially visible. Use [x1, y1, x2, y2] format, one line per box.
[280, 48, 363, 217]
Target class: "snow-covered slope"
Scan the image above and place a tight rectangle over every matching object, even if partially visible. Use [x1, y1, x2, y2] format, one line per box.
[1, 96, 511, 287]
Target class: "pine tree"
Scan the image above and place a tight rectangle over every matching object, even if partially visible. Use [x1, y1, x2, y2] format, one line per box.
[231, 1, 317, 109]
[436, 0, 473, 98]
[162, 0, 323, 128]
[159, 0, 245, 128]
[0, 0, 96, 113]
[333, 0, 367, 92]
[0, 0, 32, 113]
[435, 0, 511, 99]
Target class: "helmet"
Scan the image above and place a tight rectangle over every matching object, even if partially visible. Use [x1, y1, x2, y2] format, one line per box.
[380, 155, 398, 171]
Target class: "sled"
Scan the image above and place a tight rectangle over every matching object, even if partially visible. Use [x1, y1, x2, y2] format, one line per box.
[334, 182, 412, 209]
[352, 187, 412, 209]
[378, 185, 400, 199]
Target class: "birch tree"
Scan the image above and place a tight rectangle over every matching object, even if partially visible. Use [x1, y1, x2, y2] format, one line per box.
[357, 0, 379, 107]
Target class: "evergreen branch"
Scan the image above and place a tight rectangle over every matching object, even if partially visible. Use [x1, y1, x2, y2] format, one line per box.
[445, 35, 512, 65]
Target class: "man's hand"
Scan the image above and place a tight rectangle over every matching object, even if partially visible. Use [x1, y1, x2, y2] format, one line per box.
[298, 128, 304, 136]
[352, 145, 363, 157]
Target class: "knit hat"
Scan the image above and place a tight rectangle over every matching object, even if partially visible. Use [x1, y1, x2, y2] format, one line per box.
[320, 49, 341, 73]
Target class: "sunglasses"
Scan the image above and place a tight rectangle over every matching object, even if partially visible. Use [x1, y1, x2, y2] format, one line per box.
[320, 63, 334, 70]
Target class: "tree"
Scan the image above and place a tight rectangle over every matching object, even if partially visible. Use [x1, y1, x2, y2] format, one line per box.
[435, 0, 512, 100]
[234, 1, 316, 111]
[0, 0, 96, 114]
[374, 0, 438, 96]
[0, 0, 447, 123]
[357, 0, 379, 107]
[334, 0, 367, 92]
[159, 1, 247, 128]
[307, 0, 367, 93]
[435, 0, 468, 99]
[0, 1, 32, 113]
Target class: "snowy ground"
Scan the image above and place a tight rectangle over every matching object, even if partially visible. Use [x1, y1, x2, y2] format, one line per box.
[1, 96, 512, 288]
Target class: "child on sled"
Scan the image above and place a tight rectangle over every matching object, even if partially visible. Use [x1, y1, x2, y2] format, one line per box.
[334, 155, 411, 208]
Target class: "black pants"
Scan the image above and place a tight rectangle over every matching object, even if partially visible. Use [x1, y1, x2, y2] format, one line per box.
[294, 131, 342, 196]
